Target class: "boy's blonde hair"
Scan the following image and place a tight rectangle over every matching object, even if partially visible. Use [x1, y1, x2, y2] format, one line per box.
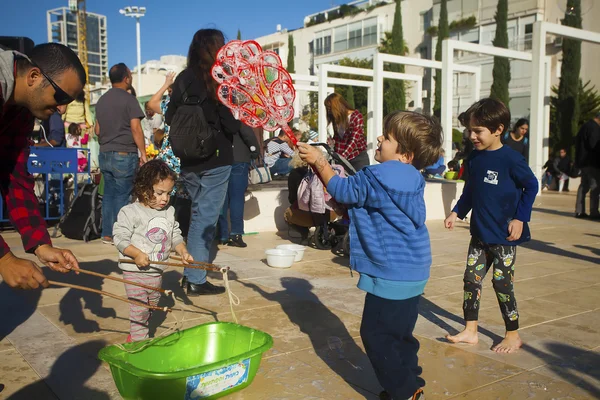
[383, 111, 443, 170]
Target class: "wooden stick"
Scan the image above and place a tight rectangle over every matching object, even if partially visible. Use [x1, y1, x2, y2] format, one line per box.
[119, 258, 227, 272]
[75, 268, 171, 296]
[170, 255, 230, 272]
[48, 280, 171, 312]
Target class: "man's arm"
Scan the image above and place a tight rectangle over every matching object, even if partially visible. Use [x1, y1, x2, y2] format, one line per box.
[94, 120, 100, 136]
[130, 118, 147, 164]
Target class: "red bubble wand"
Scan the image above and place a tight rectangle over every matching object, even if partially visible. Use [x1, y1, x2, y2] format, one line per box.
[211, 40, 298, 146]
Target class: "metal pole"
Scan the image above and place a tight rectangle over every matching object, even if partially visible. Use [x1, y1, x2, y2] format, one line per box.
[441, 39, 454, 161]
[136, 16, 142, 95]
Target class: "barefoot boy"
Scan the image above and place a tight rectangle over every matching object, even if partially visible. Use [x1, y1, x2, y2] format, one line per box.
[299, 111, 442, 400]
[444, 98, 538, 353]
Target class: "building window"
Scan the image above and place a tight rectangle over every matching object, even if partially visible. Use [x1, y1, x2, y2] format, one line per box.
[324, 35, 331, 54]
[363, 17, 377, 46]
[348, 21, 362, 49]
[314, 30, 332, 56]
[420, 12, 430, 32]
[334, 25, 348, 52]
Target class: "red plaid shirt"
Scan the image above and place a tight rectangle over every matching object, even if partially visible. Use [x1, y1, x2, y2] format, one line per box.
[0, 66, 52, 258]
[333, 109, 367, 161]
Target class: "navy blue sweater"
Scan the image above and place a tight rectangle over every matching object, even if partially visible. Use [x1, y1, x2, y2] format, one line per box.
[327, 161, 431, 282]
[453, 145, 538, 246]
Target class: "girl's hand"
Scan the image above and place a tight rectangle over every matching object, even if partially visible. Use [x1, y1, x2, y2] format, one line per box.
[134, 253, 150, 268]
[180, 252, 194, 264]
[165, 71, 176, 87]
[298, 143, 323, 166]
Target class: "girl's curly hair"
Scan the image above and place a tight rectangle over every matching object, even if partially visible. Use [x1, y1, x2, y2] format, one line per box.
[133, 160, 178, 204]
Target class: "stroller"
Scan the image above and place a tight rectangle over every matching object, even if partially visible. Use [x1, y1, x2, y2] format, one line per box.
[301, 143, 356, 254]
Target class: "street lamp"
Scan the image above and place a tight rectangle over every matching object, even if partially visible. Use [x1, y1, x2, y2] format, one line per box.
[119, 6, 146, 95]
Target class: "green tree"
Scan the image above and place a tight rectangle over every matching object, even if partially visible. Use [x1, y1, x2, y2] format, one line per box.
[556, 0, 582, 151]
[382, 0, 406, 114]
[287, 34, 295, 73]
[433, 0, 449, 117]
[237, 29, 241, 40]
[489, 0, 511, 107]
[550, 80, 600, 153]
[346, 85, 356, 109]
[330, 58, 373, 136]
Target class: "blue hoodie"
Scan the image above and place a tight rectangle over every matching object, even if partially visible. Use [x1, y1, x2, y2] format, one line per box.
[327, 161, 431, 297]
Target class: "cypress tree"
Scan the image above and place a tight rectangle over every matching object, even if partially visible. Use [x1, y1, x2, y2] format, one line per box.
[433, 0, 449, 117]
[556, 0, 582, 151]
[237, 29, 242, 40]
[346, 85, 356, 109]
[384, 0, 406, 114]
[490, 0, 511, 108]
[287, 34, 295, 73]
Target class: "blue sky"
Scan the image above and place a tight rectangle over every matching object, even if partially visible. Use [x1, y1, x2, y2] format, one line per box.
[3, 0, 337, 68]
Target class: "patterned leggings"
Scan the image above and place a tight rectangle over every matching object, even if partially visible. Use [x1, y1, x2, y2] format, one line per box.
[123, 272, 162, 341]
[462, 237, 519, 331]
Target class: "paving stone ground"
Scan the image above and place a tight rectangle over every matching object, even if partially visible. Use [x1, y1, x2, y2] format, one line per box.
[0, 191, 599, 399]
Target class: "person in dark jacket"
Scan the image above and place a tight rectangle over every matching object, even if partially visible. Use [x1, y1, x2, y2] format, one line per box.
[166, 29, 240, 295]
[574, 113, 600, 219]
[218, 123, 259, 247]
[502, 118, 529, 162]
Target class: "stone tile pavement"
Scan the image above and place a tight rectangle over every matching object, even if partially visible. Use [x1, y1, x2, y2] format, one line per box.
[0, 191, 599, 399]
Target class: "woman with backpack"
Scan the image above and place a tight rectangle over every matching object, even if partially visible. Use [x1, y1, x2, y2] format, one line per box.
[165, 29, 240, 296]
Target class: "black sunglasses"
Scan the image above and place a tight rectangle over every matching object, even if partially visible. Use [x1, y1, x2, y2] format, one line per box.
[31, 62, 75, 106]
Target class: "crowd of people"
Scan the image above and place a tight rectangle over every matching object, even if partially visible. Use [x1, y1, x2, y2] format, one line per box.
[1, 33, 599, 400]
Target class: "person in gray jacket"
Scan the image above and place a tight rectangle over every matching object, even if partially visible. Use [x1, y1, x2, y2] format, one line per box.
[218, 123, 260, 247]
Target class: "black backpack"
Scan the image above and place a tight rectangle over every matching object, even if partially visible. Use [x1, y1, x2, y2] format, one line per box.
[59, 183, 102, 242]
[169, 79, 219, 162]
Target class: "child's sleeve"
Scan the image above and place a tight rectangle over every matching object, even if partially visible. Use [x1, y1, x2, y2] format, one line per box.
[452, 180, 473, 219]
[113, 207, 135, 253]
[327, 171, 376, 207]
[171, 211, 184, 248]
[511, 156, 539, 222]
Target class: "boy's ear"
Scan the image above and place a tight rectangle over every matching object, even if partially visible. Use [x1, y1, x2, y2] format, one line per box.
[399, 152, 414, 165]
[494, 124, 505, 136]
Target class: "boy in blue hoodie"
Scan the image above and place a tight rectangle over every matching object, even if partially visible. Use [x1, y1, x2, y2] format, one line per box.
[444, 98, 538, 353]
[299, 111, 443, 400]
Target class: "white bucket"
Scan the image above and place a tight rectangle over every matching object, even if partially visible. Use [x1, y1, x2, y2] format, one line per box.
[265, 249, 296, 268]
[276, 244, 306, 262]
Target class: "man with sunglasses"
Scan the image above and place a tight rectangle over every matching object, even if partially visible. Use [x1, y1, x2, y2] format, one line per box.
[0, 43, 86, 290]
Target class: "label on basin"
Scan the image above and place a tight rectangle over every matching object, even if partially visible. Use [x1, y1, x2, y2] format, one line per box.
[184, 358, 251, 399]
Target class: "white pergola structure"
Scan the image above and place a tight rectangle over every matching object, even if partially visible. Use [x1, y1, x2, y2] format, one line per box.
[530, 21, 600, 181]
[317, 64, 424, 160]
[441, 39, 537, 175]
[372, 52, 481, 162]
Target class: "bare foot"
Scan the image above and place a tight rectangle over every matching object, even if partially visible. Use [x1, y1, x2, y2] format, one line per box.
[446, 329, 479, 344]
[492, 331, 522, 353]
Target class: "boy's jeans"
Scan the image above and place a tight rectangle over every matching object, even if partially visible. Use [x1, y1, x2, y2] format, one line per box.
[181, 165, 231, 284]
[269, 157, 292, 176]
[219, 162, 250, 240]
[99, 151, 138, 238]
[360, 294, 424, 399]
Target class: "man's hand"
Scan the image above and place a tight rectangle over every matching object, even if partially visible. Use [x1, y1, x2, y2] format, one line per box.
[445, 212, 458, 230]
[35, 245, 79, 274]
[507, 219, 524, 241]
[0, 252, 48, 289]
[139, 154, 148, 166]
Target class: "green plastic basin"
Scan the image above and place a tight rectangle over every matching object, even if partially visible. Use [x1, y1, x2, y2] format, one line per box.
[98, 322, 273, 400]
